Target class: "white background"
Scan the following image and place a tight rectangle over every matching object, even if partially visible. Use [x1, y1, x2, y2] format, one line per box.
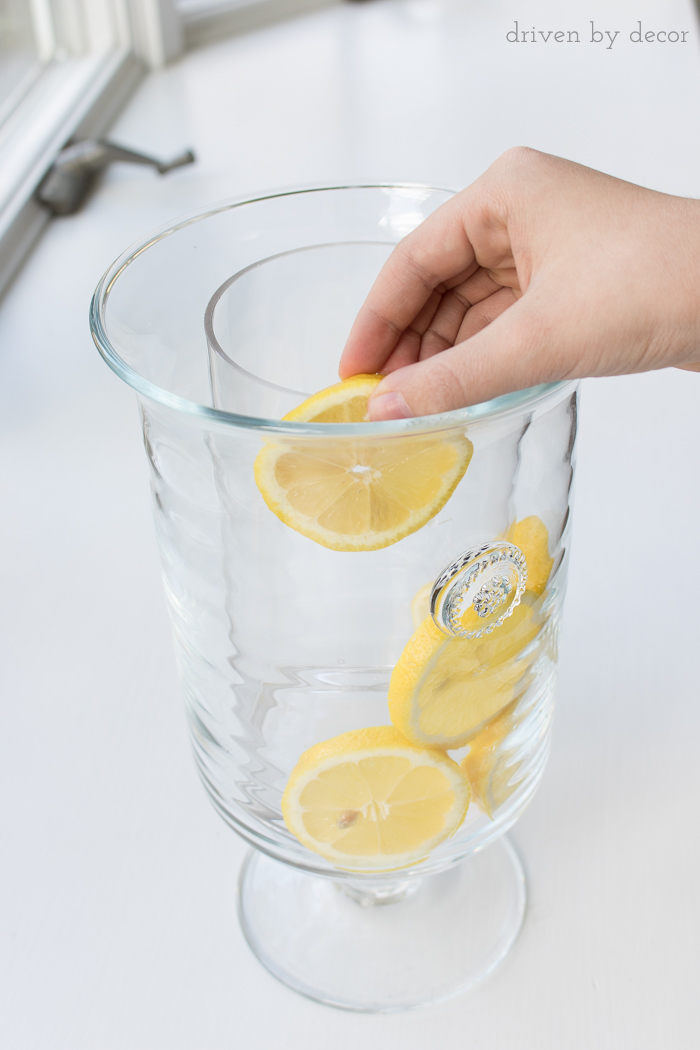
[2, 1, 700, 1046]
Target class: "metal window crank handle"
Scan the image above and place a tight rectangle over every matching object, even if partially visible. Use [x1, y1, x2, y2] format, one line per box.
[37, 139, 196, 216]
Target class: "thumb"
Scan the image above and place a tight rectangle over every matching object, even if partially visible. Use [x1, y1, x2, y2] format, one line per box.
[367, 301, 564, 419]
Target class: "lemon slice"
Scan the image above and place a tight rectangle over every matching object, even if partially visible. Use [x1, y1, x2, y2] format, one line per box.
[506, 517, 553, 596]
[462, 702, 521, 818]
[412, 582, 542, 664]
[254, 375, 473, 551]
[475, 592, 541, 668]
[281, 373, 382, 423]
[281, 726, 470, 871]
[388, 609, 535, 749]
[410, 580, 433, 628]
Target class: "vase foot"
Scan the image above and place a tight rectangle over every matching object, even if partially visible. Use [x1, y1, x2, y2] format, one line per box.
[237, 838, 526, 1012]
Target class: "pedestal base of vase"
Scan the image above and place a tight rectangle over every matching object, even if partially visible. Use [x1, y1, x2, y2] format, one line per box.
[238, 837, 526, 1013]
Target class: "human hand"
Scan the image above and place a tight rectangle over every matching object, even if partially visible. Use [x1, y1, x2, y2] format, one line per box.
[339, 148, 700, 419]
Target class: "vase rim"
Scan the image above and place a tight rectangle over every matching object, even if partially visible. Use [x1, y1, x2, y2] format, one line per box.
[90, 183, 576, 436]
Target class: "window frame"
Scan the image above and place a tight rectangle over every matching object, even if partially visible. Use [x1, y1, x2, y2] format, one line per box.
[0, 0, 339, 297]
[0, 0, 179, 296]
[0, 48, 142, 295]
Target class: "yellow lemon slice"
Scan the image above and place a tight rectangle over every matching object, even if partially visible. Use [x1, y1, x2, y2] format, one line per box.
[506, 516, 554, 596]
[411, 581, 541, 659]
[476, 592, 542, 668]
[388, 615, 531, 750]
[254, 375, 473, 551]
[462, 702, 521, 818]
[281, 726, 470, 871]
[410, 580, 433, 628]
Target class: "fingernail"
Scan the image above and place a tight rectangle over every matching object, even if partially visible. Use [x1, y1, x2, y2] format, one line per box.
[368, 391, 411, 421]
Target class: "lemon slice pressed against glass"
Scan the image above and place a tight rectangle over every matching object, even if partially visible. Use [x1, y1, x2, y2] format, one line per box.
[281, 726, 470, 872]
[462, 701, 521, 819]
[506, 516, 554, 596]
[388, 597, 542, 750]
[254, 375, 473, 551]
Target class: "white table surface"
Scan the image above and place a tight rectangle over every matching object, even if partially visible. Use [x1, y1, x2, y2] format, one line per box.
[2, 1, 700, 1046]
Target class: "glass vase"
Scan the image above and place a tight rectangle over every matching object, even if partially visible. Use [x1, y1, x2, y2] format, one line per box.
[91, 185, 577, 1011]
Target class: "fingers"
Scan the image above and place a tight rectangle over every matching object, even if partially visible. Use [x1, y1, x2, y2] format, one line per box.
[380, 284, 470, 374]
[374, 267, 514, 375]
[453, 286, 519, 343]
[367, 299, 565, 419]
[339, 195, 481, 378]
[368, 288, 444, 375]
[343, 149, 700, 420]
[417, 270, 513, 360]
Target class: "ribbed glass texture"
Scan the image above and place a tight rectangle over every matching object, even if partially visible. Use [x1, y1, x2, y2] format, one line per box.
[91, 186, 577, 881]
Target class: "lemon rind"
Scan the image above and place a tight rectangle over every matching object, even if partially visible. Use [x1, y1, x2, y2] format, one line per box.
[281, 374, 383, 422]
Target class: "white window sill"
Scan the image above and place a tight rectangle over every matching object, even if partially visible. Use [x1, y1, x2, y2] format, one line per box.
[179, 0, 340, 49]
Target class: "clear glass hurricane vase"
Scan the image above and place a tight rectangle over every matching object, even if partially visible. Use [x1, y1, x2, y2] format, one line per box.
[91, 186, 577, 1012]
